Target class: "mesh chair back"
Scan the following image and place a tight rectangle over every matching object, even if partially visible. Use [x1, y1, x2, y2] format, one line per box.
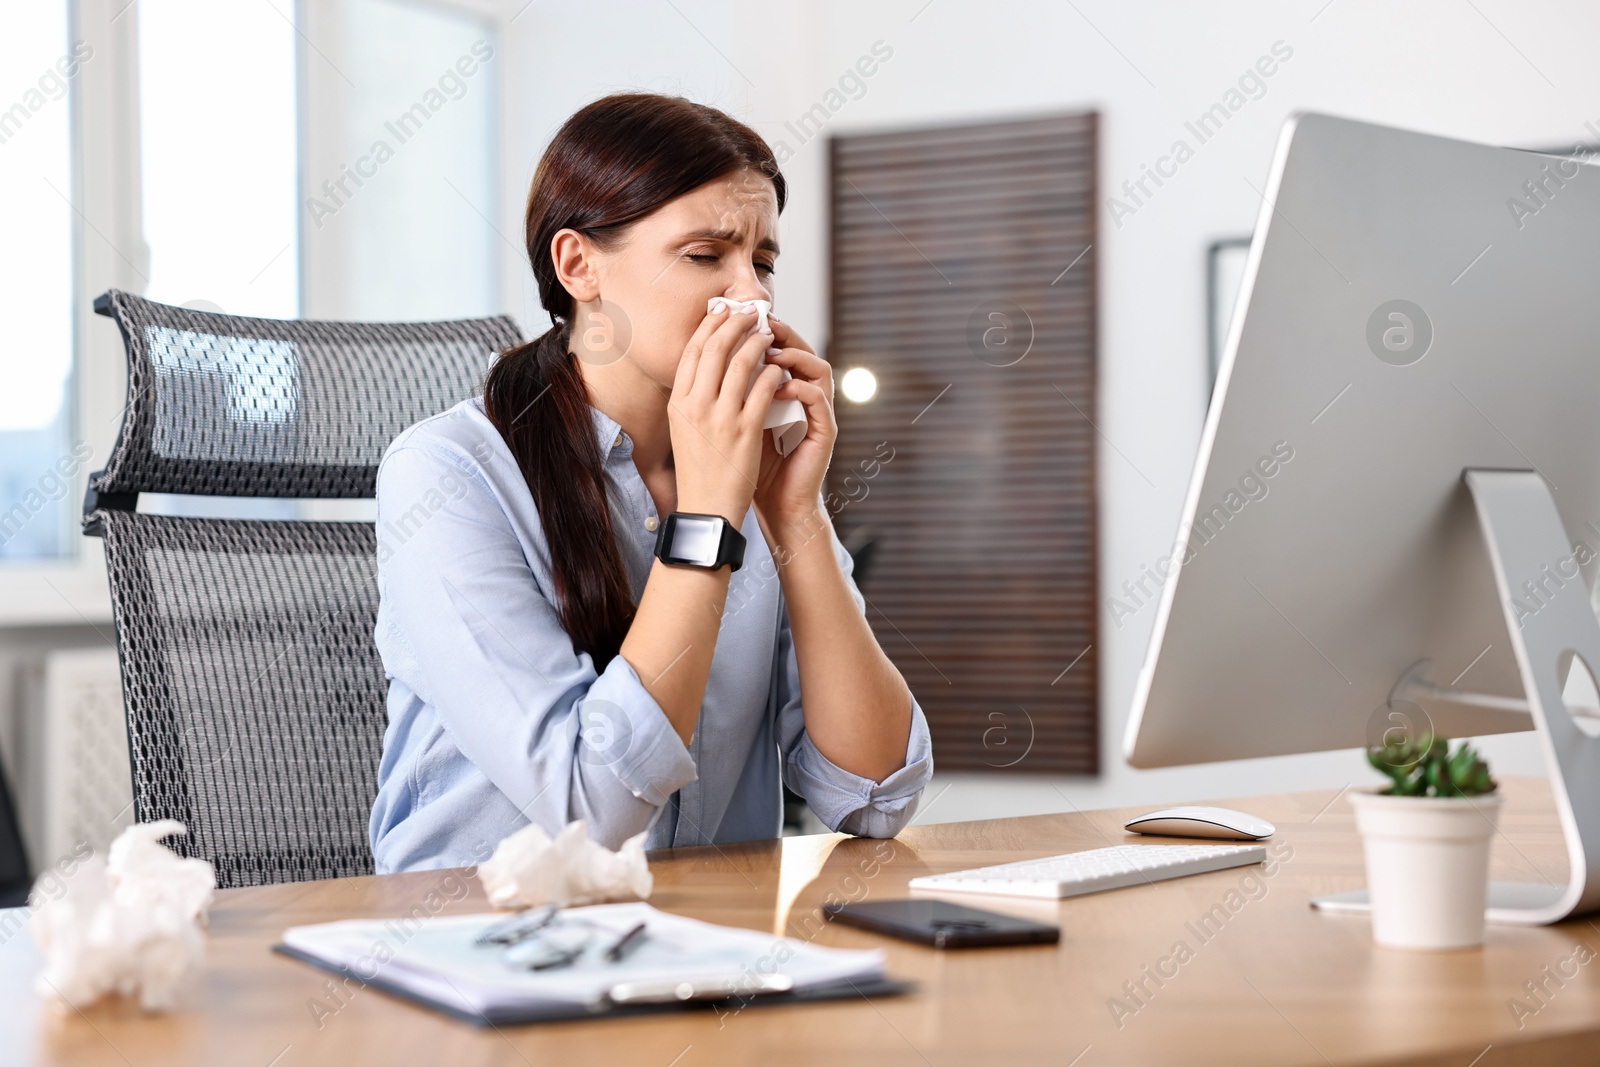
[90, 289, 520, 499]
[86, 290, 523, 887]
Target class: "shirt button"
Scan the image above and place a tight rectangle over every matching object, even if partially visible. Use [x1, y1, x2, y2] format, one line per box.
[644, 516, 659, 532]
[613, 433, 622, 448]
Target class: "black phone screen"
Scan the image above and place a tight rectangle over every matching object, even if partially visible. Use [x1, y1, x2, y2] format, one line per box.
[823, 898, 1060, 949]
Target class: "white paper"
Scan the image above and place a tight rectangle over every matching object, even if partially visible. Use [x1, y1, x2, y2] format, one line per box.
[476, 819, 651, 910]
[706, 297, 807, 456]
[30, 820, 216, 1011]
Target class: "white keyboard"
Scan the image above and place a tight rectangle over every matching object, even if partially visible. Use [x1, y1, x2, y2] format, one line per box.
[908, 843, 1267, 900]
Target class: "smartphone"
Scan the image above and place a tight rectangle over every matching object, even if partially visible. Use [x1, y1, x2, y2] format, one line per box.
[823, 898, 1059, 949]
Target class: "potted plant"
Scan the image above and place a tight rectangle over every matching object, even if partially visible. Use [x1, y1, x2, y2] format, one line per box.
[1349, 733, 1500, 949]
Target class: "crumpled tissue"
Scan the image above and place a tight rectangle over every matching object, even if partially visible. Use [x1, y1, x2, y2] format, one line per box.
[30, 820, 216, 1011]
[476, 820, 652, 909]
[707, 296, 807, 456]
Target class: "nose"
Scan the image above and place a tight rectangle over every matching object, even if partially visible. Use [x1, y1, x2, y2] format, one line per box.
[724, 262, 772, 302]
[723, 276, 768, 299]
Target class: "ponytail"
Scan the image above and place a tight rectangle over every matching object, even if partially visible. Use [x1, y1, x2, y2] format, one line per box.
[484, 323, 635, 668]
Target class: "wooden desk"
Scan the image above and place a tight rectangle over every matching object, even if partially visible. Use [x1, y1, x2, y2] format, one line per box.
[3, 777, 1598, 1066]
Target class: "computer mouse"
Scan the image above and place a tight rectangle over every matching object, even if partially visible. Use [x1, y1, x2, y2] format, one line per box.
[1123, 806, 1275, 841]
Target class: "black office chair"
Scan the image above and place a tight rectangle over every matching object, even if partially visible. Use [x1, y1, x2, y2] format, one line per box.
[0, 757, 30, 907]
[840, 524, 879, 589]
[780, 524, 881, 834]
[83, 289, 523, 888]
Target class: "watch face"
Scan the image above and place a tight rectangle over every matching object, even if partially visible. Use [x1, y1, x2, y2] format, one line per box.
[664, 515, 722, 566]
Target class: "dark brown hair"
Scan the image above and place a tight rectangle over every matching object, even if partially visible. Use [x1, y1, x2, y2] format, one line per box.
[483, 93, 786, 669]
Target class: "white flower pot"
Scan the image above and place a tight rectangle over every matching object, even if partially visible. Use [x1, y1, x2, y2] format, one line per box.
[1347, 790, 1503, 950]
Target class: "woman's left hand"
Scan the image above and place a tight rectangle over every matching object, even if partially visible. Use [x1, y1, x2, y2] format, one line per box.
[753, 315, 836, 530]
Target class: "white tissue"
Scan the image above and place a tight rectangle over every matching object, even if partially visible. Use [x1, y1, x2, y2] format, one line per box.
[30, 821, 216, 1012]
[707, 294, 773, 333]
[706, 297, 808, 456]
[476, 819, 652, 910]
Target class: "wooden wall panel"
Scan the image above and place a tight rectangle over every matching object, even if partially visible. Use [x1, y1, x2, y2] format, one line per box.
[826, 112, 1099, 774]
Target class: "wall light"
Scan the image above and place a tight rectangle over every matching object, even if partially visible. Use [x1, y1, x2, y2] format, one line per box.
[841, 367, 878, 403]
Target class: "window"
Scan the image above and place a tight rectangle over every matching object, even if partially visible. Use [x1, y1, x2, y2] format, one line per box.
[0, 0, 501, 592]
[134, 0, 300, 522]
[136, 0, 299, 318]
[0, 0, 78, 564]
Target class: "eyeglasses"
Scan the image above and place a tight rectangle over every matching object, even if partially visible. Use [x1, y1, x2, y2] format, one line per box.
[475, 905, 648, 971]
[474, 903, 559, 947]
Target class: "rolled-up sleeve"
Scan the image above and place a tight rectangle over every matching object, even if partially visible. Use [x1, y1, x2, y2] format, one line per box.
[775, 515, 934, 838]
[375, 442, 697, 850]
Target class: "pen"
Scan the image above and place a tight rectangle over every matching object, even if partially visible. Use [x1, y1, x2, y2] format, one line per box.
[604, 921, 648, 963]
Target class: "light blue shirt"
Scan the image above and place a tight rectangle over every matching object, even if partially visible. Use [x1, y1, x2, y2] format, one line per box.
[368, 396, 933, 873]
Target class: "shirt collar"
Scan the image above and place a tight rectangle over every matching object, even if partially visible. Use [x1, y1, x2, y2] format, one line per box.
[589, 404, 628, 462]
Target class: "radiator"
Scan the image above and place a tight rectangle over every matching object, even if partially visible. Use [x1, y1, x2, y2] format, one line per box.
[34, 647, 133, 869]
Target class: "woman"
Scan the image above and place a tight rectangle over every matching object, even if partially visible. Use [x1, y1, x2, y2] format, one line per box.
[368, 93, 933, 872]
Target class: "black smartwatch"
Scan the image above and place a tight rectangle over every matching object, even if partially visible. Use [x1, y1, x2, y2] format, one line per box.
[653, 512, 746, 572]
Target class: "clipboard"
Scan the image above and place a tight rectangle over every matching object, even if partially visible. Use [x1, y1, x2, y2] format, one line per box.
[273, 902, 912, 1027]
[273, 942, 911, 1026]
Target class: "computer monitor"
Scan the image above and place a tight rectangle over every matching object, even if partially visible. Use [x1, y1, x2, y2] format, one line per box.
[1123, 112, 1600, 924]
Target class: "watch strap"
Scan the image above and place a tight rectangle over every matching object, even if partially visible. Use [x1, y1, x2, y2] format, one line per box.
[718, 517, 746, 572]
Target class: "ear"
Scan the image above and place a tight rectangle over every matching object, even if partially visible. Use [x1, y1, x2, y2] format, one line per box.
[550, 228, 602, 304]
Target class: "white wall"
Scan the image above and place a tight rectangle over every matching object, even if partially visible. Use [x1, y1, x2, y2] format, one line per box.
[500, 0, 1600, 823]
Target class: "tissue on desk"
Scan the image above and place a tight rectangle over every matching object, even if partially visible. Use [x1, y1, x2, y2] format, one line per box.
[706, 297, 807, 457]
[476, 819, 652, 910]
[30, 820, 216, 1012]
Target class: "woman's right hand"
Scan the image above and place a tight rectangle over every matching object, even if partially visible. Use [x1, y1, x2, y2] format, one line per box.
[668, 302, 786, 524]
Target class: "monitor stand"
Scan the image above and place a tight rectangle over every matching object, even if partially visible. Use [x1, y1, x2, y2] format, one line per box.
[1311, 469, 1600, 926]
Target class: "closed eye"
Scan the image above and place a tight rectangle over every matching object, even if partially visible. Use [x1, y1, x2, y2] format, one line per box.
[686, 253, 777, 278]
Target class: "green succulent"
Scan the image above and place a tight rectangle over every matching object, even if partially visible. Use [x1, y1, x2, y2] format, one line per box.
[1366, 733, 1497, 797]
